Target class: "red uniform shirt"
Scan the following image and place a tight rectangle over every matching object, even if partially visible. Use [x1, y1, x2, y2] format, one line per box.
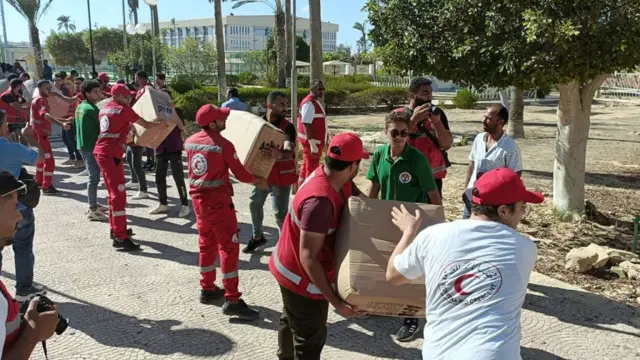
[30, 97, 51, 133]
[93, 100, 138, 157]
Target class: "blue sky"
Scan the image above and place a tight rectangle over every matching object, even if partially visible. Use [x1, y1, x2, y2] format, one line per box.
[2, 0, 368, 48]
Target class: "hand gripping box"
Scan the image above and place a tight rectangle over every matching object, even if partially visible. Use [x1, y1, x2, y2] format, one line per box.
[131, 87, 179, 148]
[335, 196, 446, 318]
[221, 110, 287, 179]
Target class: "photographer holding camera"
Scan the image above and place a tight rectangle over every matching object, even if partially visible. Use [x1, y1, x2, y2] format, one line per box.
[0, 170, 58, 359]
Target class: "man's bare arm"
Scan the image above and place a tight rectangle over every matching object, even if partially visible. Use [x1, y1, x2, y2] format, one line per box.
[366, 181, 381, 199]
[299, 230, 342, 306]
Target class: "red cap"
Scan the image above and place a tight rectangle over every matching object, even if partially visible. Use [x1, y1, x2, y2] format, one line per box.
[326, 132, 369, 162]
[97, 72, 110, 82]
[472, 168, 544, 206]
[196, 104, 231, 126]
[110, 84, 136, 97]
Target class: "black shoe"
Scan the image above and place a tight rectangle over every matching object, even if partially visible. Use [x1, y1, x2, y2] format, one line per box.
[200, 287, 225, 304]
[242, 235, 268, 254]
[42, 187, 62, 195]
[112, 237, 141, 251]
[222, 299, 259, 321]
[110, 228, 135, 240]
[396, 318, 420, 342]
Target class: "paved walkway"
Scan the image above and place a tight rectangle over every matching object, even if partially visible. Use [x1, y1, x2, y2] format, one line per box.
[1, 143, 639, 360]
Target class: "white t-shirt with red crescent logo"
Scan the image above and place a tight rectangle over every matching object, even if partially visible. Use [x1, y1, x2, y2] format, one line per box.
[393, 219, 537, 360]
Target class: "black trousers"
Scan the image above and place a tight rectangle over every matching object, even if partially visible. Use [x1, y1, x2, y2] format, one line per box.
[155, 152, 188, 206]
[278, 286, 329, 360]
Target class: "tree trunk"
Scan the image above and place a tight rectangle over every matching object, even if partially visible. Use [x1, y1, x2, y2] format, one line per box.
[285, 0, 292, 81]
[275, 9, 286, 88]
[214, 0, 226, 103]
[29, 23, 44, 80]
[507, 86, 525, 139]
[308, 0, 323, 83]
[133, 7, 138, 25]
[553, 75, 608, 215]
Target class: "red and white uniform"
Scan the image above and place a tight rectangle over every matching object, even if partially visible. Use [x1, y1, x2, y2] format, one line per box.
[30, 97, 55, 190]
[186, 105, 255, 302]
[270, 166, 353, 299]
[297, 94, 327, 185]
[0, 89, 21, 124]
[267, 118, 298, 187]
[1, 281, 22, 353]
[93, 99, 138, 241]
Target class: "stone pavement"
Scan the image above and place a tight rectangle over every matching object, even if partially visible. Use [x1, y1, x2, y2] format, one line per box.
[1, 143, 639, 360]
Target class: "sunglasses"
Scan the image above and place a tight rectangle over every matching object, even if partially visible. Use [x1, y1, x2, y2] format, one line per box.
[1, 182, 26, 198]
[389, 130, 409, 138]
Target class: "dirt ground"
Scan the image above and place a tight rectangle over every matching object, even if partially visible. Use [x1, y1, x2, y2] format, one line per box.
[328, 103, 640, 308]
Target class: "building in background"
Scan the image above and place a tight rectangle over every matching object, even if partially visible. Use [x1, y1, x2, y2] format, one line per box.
[149, 15, 339, 53]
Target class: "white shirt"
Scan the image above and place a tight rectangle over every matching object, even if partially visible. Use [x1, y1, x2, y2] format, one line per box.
[0, 292, 8, 353]
[393, 219, 537, 360]
[466, 132, 522, 199]
[300, 100, 327, 142]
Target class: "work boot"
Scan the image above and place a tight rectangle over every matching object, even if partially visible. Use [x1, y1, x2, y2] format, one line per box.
[222, 299, 259, 321]
[112, 237, 141, 251]
[396, 318, 420, 342]
[110, 228, 134, 240]
[242, 235, 267, 254]
[200, 287, 225, 304]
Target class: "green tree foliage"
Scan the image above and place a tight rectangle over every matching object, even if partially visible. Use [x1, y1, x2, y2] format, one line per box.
[163, 37, 217, 84]
[86, 27, 126, 62]
[107, 33, 165, 77]
[324, 44, 351, 62]
[296, 36, 310, 63]
[45, 31, 91, 67]
[56, 15, 75, 33]
[366, 0, 640, 214]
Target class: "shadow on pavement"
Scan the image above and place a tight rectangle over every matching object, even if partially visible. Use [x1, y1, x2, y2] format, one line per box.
[525, 283, 640, 339]
[521, 346, 567, 360]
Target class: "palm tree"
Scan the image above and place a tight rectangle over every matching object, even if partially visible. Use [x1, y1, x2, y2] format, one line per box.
[57, 15, 76, 33]
[128, 0, 139, 25]
[209, 0, 227, 102]
[308, 0, 323, 83]
[231, 0, 286, 88]
[6, 0, 54, 79]
[353, 20, 367, 54]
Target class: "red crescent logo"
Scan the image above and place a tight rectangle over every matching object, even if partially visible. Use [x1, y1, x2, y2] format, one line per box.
[454, 273, 477, 296]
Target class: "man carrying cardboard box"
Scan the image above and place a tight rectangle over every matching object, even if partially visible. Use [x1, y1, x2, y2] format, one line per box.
[386, 167, 542, 360]
[186, 104, 268, 320]
[366, 110, 442, 342]
[270, 132, 368, 360]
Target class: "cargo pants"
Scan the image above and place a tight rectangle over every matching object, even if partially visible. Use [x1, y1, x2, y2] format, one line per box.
[34, 130, 55, 190]
[95, 154, 128, 240]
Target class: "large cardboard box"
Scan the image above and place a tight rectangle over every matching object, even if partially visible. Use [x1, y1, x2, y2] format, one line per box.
[131, 87, 179, 148]
[335, 196, 446, 318]
[222, 110, 286, 179]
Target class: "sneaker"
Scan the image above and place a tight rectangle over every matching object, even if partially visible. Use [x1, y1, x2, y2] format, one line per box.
[242, 235, 267, 254]
[73, 160, 85, 169]
[112, 237, 141, 251]
[110, 228, 135, 240]
[178, 205, 191, 218]
[61, 159, 74, 166]
[149, 204, 169, 215]
[79, 169, 89, 176]
[131, 191, 150, 200]
[125, 181, 139, 190]
[222, 299, 259, 320]
[42, 187, 62, 195]
[200, 287, 225, 304]
[97, 204, 109, 212]
[87, 209, 109, 222]
[396, 318, 420, 342]
[15, 285, 48, 303]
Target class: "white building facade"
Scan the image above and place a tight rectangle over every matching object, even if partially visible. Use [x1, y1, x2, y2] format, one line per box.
[150, 15, 339, 53]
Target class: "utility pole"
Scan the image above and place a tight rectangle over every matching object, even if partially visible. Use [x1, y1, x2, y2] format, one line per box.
[0, 0, 9, 63]
[87, 0, 97, 75]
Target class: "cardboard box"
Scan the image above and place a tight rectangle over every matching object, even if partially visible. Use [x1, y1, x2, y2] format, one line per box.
[131, 87, 179, 148]
[335, 196, 446, 318]
[222, 110, 286, 179]
[31, 87, 70, 119]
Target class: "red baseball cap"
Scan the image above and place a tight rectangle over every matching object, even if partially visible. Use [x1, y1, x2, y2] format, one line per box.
[472, 168, 544, 206]
[326, 132, 369, 162]
[97, 72, 110, 82]
[196, 104, 231, 126]
[110, 84, 136, 97]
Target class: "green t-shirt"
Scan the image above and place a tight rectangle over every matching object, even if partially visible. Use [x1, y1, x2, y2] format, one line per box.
[366, 143, 437, 204]
[75, 101, 100, 151]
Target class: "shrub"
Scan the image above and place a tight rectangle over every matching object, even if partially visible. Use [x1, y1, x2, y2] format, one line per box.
[535, 85, 553, 99]
[453, 89, 479, 109]
[297, 74, 310, 88]
[174, 86, 219, 121]
[238, 72, 259, 85]
[325, 75, 373, 94]
[169, 75, 202, 94]
[348, 87, 407, 110]
[226, 74, 240, 86]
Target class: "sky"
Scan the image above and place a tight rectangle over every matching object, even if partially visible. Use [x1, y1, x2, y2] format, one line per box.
[1, 0, 368, 48]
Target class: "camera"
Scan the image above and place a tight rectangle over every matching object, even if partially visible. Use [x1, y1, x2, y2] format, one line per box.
[19, 295, 70, 335]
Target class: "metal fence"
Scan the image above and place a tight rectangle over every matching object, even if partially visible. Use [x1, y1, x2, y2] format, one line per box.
[598, 73, 640, 100]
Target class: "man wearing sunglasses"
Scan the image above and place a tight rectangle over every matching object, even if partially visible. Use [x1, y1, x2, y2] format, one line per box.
[0, 111, 48, 303]
[0, 170, 59, 358]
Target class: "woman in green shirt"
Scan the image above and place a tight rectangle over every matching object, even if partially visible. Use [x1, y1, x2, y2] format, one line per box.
[366, 110, 442, 343]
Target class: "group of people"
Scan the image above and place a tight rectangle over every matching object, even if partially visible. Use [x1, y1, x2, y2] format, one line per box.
[0, 72, 543, 359]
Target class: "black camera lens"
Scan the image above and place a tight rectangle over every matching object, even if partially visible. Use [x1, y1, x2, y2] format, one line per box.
[55, 314, 70, 335]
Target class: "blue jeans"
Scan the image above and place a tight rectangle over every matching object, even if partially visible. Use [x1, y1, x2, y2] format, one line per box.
[249, 185, 291, 238]
[62, 128, 82, 161]
[80, 149, 100, 209]
[463, 193, 472, 219]
[126, 146, 147, 192]
[0, 207, 36, 292]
